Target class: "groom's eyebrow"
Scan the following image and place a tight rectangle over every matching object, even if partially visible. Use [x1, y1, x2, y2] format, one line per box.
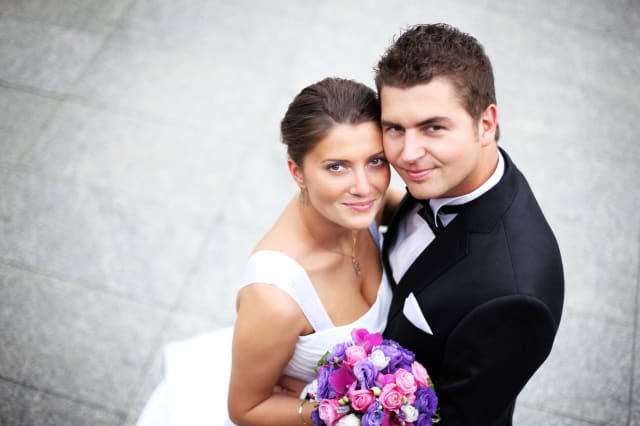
[380, 116, 451, 129]
[416, 116, 451, 127]
[380, 119, 401, 128]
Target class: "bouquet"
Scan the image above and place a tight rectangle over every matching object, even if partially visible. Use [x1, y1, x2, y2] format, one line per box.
[308, 328, 439, 426]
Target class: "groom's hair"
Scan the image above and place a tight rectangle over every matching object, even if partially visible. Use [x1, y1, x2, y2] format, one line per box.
[281, 77, 380, 166]
[375, 23, 499, 140]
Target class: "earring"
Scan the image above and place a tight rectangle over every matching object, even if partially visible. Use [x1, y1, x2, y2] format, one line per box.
[299, 188, 306, 204]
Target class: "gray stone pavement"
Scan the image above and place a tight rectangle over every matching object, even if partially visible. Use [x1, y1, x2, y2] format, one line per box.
[0, 0, 638, 424]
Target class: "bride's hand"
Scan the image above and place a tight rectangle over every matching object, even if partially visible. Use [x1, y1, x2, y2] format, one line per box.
[273, 375, 307, 397]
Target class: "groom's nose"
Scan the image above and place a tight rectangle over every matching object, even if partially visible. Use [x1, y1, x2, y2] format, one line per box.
[400, 130, 425, 163]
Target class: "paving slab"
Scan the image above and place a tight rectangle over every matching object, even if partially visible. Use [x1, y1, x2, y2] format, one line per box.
[0, 85, 60, 167]
[0, 262, 170, 412]
[19, 101, 242, 207]
[0, 0, 133, 35]
[71, 1, 313, 130]
[517, 309, 633, 424]
[0, 15, 105, 93]
[0, 379, 123, 426]
[0, 168, 211, 305]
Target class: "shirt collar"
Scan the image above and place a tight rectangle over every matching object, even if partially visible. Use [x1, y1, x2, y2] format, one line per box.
[430, 150, 505, 215]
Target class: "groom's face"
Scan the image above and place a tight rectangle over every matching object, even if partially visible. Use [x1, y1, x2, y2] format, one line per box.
[380, 77, 491, 200]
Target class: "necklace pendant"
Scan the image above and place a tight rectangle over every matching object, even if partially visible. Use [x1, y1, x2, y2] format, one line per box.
[352, 257, 361, 275]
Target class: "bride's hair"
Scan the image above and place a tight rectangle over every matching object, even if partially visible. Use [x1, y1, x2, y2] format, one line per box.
[281, 77, 380, 166]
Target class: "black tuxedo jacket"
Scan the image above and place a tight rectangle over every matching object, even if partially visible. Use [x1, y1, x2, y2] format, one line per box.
[383, 149, 564, 425]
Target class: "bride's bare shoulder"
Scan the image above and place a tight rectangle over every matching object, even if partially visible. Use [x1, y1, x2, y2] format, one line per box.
[253, 199, 307, 259]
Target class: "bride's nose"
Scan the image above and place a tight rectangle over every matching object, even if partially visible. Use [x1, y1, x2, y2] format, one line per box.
[349, 168, 371, 196]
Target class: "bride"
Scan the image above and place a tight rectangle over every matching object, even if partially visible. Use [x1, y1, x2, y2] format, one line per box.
[137, 77, 402, 425]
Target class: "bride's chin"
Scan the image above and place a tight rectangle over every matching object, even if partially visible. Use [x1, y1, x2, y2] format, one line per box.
[345, 216, 377, 231]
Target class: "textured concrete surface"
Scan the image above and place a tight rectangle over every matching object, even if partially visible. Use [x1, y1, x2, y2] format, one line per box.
[0, 1, 638, 425]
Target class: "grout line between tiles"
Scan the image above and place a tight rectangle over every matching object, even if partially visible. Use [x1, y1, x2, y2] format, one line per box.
[0, 374, 127, 421]
[626, 233, 640, 425]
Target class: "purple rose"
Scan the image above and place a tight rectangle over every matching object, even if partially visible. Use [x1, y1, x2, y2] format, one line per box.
[379, 343, 403, 373]
[329, 342, 352, 363]
[311, 408, 327, 426]
[398, 346, 416, 368]
[416, 412, 434, 426]
[414, 386, 438, 416]
[380, 340, 415, 372]
[353, 360, 377, 389]
[361, 401, 384, 426]
[316, 366, 337, 399]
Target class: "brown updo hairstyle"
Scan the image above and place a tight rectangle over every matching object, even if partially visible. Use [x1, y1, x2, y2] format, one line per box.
[281, 77, 380, 167]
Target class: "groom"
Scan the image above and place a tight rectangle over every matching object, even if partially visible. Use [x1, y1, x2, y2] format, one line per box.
[377, 24, 564, 425]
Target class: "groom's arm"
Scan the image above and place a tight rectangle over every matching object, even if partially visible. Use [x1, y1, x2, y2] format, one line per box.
[435, 295, 558, 426]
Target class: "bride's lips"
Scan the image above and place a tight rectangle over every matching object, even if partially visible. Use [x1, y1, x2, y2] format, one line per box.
[404, 167, 434, 181]
[344, 200, 375, 212]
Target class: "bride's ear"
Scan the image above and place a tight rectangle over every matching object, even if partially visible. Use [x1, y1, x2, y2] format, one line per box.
[287, 157, 306, 190]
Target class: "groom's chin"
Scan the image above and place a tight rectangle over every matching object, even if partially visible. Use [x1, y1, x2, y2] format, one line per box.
[405, 185, 433, 202]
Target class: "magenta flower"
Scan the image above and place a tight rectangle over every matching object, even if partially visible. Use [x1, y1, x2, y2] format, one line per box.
[351, 328, 383, 352]
[329, 367, 356, 396]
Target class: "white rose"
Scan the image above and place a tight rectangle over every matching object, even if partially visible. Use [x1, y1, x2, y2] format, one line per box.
[336, 413, 361, 426]
[369, 348, 389, 370]
[401, 404, 419, 423]
[302, 380, 318, 399]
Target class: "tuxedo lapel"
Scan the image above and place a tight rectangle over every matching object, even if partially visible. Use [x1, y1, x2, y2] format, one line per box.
[388, 216, 469, 320]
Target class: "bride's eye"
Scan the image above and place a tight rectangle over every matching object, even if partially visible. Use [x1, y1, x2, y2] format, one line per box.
[327, 162, 345, 172]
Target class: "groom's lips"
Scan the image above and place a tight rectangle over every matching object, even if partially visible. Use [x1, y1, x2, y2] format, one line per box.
[404, 167, 434, 181]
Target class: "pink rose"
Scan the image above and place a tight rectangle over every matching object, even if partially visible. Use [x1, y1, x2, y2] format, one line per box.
[347, 388, 375, 412]
[318, 399, 346, 426]
[411, 361, 430, 388]
[379, 383, 404, 411]
[345, 345, 367, 366]
[394, 368, 417, 394]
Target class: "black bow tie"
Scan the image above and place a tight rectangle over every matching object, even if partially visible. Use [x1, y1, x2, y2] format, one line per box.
[417, 202, 468, 235]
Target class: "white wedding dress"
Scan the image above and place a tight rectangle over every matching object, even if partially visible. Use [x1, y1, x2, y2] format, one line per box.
[137, 225, 392, 426]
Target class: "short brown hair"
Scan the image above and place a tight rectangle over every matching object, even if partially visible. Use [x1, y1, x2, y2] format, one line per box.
[281, 77, 380, 166]
[375, 24, 499, 140]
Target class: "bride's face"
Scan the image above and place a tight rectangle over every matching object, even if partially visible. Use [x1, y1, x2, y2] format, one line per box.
[295, 121, 390, 230]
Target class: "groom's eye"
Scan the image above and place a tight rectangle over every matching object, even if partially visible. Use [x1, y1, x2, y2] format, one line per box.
[385, 126, 403, 136]
[424, 124, 444, 133]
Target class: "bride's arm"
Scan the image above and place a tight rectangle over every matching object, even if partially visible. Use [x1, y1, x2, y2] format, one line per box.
[227, 283, 314, 426]
[275, 375, 308, 397]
